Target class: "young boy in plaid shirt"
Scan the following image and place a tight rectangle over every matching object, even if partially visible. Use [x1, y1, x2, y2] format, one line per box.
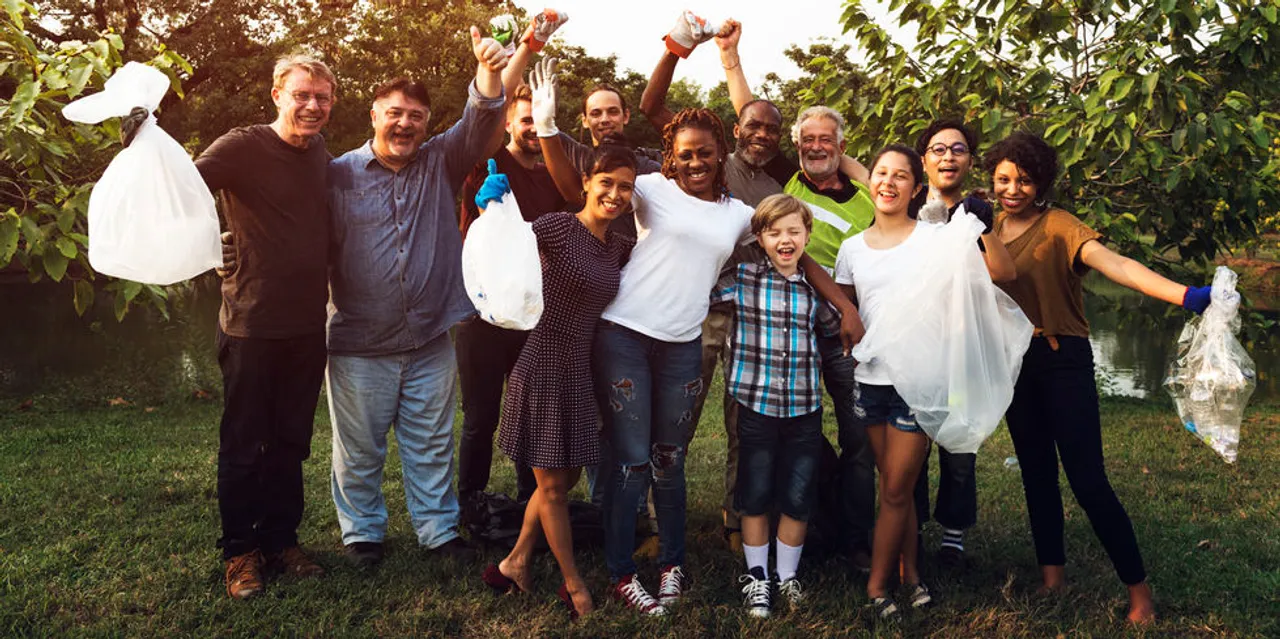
[712, 193, 839, 618]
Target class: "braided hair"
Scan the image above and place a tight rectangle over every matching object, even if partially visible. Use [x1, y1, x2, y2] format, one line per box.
[660, 108, 730, 200]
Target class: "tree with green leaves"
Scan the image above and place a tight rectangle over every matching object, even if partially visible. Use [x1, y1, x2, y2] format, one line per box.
[807, 0, 1280, 269]
[1, 0, 187, 318]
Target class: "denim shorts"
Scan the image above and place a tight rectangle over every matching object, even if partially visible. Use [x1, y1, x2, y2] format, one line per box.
[734, 405, 823, 521]
[852, 383, 922, 433]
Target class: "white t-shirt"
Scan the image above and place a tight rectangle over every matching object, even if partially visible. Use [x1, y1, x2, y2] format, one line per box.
[834, 221, 940, 385]
[602, 174, 754, 342]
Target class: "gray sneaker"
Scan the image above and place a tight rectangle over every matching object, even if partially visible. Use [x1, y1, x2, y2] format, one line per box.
[778, 576, 805, 611]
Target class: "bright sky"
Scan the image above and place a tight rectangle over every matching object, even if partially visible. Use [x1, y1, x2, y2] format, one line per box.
[510, 1, 899, 95]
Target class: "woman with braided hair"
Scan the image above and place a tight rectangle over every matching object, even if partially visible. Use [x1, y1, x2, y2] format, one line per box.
[584, 106, 749, 615]
[531, 51, 862, 612]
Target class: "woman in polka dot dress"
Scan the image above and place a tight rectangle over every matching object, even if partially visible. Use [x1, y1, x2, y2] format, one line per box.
[481, 145, 638, 620]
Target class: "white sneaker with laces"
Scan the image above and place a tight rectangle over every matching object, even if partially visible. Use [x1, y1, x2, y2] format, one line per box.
[778, 576, 804, 611]
[612, 574, 667, 616]
[658, 564, 687, 607]
[738, 570, 772, 619]
[909, 582, 933, 608]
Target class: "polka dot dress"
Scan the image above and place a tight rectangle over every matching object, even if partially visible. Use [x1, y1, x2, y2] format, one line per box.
[499, 212, 633, 469]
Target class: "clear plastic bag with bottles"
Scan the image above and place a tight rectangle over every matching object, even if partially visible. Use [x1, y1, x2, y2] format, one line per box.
[1162, 266, 1256, 463]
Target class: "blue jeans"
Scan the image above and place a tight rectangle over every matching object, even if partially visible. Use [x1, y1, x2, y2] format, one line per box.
[327, 332, 462, 549]
[819, 333, 875, 553]
[595, 321, 702, 579]
[735, 405, 823, 521]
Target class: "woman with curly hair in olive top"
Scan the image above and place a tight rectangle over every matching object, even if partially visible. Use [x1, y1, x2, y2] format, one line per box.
[988, 131, 1212, 623]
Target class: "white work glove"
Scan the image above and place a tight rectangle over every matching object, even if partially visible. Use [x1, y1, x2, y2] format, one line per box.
[522, 8, 569, 53]
[663, 10, 723, 59]
[529, 57, 560, 138]
[489, 14, 520, 57]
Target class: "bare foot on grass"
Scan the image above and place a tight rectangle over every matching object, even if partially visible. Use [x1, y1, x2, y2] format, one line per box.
[1126, 582, 1156, 624]
[1036, 565, 1066, 595]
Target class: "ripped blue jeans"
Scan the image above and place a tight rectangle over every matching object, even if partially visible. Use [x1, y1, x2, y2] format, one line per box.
[594, 321, 702, 580]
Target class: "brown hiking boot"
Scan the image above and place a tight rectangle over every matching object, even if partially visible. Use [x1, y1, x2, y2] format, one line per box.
[266, 546, 325, 578]
[225, 550, 265, 600]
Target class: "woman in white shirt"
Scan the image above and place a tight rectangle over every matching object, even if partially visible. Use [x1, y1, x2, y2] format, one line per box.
[834, 143, 1014, 620]
[590, 108, 753, 614]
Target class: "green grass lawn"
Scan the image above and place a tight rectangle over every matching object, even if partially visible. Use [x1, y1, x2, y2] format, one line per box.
[1, 386, 1278, 637]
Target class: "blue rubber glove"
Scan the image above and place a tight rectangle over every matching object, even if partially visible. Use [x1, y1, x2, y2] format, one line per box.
[474, 159, 510, 211]
[1182, 285, 1212, 314]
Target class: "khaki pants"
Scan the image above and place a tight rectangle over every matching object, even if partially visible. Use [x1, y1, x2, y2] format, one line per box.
[687, 301, 741, 530]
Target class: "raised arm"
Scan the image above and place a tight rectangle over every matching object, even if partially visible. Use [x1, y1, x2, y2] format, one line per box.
[478, 35, 537, 158]
[641, 11, 723, 132]
[714, 20, 753, 115]
[800, 253, 865, 352]
[529, 57, 585, 205]
[471, 26, 507, 99]
[638, 51, 679, 132]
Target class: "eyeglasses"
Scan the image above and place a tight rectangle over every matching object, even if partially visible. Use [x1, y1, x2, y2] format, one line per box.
[289, 91, 333, 107]
[927, 142, 970, 157]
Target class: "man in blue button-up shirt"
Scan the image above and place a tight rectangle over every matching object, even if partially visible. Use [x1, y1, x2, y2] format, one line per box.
[324, 28, 508, 566]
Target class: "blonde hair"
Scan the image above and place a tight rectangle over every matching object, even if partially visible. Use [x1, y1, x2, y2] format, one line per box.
[272, 53, 337, 92]
[751, 194, 812, 236]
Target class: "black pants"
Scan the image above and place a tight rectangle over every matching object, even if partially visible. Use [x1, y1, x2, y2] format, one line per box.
[455, 317, 536, 501]
[216, 328, 326, 560]
[913, 444, 977, 531]
[1005, 336, 1146, 585]
[818, 334, 874, 554]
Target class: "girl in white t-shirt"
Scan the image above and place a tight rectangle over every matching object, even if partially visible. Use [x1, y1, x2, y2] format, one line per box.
[833, 144, 1014, 619]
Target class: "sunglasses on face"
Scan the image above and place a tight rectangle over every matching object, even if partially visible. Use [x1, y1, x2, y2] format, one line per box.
[927, 142, 970, 157]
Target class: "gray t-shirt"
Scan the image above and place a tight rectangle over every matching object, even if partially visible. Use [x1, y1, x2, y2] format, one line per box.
[724, 151, 799, 207]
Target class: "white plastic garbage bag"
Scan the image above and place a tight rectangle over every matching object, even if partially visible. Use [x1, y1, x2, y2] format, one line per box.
[1163, 266, 1256, 463]
[61, 61, 220, 285]
[851, 211, 1034, 453]
[461, 192, 543, 330]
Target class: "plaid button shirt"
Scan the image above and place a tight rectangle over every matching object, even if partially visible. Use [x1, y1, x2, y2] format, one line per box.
[713, 257, 839, 418]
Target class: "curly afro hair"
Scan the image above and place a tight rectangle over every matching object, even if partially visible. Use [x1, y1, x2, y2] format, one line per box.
[982, 131, 1060, 204]
[661, 108, 730, 200]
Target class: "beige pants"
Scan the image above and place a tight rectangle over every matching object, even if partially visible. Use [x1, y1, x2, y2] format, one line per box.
[687, 301, 741, 530]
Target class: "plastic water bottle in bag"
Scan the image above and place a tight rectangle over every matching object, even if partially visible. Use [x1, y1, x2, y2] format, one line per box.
[1163, 266, 1256, 463]
[461, 191, 543, 330]
[62, 62, 221, 285]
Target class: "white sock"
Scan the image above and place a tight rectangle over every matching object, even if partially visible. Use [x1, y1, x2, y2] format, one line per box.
[743, 543, 768, 577]
[775, 539, 803, 582]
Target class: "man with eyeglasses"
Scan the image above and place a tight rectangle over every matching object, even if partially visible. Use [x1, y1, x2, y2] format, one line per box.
[323, 27, 509, 569]
[194, 53, 337, 600]
[910, 119, 992, 570]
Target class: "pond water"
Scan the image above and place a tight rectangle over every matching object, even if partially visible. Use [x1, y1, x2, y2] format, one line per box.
[1, 275, 1277, 404]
